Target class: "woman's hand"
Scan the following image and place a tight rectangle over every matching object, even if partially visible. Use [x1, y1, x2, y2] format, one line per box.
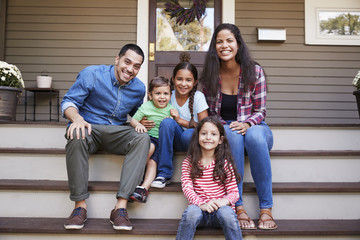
[229, 121, 251, 135]
[140, 117, 155, 131]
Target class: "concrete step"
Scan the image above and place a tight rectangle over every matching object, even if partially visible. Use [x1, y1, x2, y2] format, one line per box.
[1, 149, 359, 183]
[1, 180, 359, 220]
[1, 123, 360, 151]
[1, 217, 359, 240]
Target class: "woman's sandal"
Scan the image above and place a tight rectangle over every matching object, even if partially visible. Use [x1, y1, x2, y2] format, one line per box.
[258, 209, 278, 230]
[236, 209, 257, 230]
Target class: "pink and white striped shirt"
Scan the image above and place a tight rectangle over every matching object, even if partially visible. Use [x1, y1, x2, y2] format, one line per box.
[181, 156, 239, 210]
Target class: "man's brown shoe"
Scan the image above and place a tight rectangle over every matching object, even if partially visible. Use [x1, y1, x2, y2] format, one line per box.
[64, 207, 87, 230]
[110, 208, 133, 230]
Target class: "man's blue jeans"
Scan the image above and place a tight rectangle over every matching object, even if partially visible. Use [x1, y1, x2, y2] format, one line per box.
[224, 121, 274, 209]
[176, 205, 242, 240]
[157, 118, 194, 178]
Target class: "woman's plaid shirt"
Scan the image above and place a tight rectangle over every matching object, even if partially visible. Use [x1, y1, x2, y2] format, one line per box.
[203, 64, 267, 126]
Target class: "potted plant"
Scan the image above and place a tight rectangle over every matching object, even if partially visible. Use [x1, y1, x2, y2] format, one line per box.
[353, 70, 360, 119]
[0, 61, 25, 121]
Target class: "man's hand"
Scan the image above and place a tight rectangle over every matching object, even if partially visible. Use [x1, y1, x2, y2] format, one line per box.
[67, 118, 92, 140]
[64, 107, 91, 140]
[140, 117, 155, 131]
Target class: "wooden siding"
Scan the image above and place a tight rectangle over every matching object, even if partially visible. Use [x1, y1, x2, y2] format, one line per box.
[4, 0, 137, 121]
[2, 0, 360, 124]
[235, 0, 360, 124]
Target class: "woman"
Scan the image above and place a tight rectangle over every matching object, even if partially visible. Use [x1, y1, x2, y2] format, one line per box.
[200, 23, 277, 230]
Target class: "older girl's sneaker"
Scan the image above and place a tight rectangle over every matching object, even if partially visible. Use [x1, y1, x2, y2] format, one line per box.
[64, 207, 87, 230]
[150, 176, 171, 188]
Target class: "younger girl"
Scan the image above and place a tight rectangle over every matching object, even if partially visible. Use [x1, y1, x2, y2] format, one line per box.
[129, 76, 174, 203]
[176, 116, 242, 240]
[150, 53, 209, 188]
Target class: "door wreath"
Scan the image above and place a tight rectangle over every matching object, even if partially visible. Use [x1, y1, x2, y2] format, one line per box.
[164, 0, 207, 25]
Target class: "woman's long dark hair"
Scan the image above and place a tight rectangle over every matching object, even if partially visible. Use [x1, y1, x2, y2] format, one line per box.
[200, 23, 257, 97]
[187, 116, 241, 185]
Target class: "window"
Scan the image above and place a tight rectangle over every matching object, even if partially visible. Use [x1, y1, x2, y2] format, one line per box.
[305, 0, 360, 45]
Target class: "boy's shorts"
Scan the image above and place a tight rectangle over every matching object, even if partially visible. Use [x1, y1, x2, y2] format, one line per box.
[150, 136, 159, 164]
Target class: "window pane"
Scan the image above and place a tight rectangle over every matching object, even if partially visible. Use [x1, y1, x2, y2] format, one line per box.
[156, 0, 214, 51]
[319, 11, 360, 36]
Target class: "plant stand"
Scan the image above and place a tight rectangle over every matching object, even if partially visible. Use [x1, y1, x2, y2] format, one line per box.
[0, 86, 22, 121]
[24, 88, 60, 121]
[353, 90, 360, 119]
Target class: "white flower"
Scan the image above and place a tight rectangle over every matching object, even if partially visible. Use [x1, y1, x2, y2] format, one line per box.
[353, 71, 360, 90]
[0, 61, 24, 88]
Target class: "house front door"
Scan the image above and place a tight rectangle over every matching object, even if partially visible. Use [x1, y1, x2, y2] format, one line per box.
[148, 0, 221, 83]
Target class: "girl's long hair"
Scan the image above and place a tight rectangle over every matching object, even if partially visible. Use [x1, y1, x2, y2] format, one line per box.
[187, 116, 241, 185]
[200, 23, 257, 97]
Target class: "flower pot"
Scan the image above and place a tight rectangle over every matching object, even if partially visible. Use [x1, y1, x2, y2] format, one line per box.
[36, 75, 52, 88]
[0, 86, 22, 121]
[353, 90, 360, 119]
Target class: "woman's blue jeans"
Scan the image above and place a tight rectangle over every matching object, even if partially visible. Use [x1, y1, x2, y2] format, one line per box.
[224, 121, 273, 209]
[157, 118, 194, 178]
[176, 205, 242, 240]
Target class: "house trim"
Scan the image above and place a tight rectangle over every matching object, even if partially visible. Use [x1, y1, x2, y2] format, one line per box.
[0, 0, 7, 60]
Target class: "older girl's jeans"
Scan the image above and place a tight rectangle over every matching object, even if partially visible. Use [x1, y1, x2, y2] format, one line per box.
[157, 118, 194, 179]
[176, 205, 242, 240]
[224, 121, 273, 209]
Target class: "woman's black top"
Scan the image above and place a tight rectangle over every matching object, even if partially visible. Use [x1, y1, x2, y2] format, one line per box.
[220, 93, 237, 121]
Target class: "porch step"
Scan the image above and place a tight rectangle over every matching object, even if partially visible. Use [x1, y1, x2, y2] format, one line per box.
[1, 179, 360, 193]
[1, 148, 359, 183]
[1, 179, 359, 220]
[0, 217, 359, 238]
[1, 123, 360, 151]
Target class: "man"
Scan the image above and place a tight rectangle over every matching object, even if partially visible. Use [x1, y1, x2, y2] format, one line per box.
[61, 44, 150, 231]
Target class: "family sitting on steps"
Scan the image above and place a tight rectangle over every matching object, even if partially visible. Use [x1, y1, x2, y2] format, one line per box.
[61, 23, 277, 240]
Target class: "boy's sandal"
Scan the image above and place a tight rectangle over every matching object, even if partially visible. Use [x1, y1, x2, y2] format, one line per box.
[258, 209, 278, 230]
[236, 209, 257, 230]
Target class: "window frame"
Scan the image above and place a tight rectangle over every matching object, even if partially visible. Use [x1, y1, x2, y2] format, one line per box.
[305, 0, 360, 46]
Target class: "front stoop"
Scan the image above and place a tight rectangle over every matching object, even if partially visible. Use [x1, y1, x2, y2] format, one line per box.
[0, 123, 359, 239]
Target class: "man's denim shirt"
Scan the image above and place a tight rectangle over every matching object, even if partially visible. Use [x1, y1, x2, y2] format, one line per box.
[61, 65, 145, 125]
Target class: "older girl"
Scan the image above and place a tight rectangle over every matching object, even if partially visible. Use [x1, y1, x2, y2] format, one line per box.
[149, 53, 209, 188]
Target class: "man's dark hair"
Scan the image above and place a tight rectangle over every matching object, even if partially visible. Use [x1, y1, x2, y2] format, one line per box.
[118, 44, 145, 64]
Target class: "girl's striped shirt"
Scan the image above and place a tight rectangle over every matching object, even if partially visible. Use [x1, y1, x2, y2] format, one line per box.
[181, 156, 239, 210]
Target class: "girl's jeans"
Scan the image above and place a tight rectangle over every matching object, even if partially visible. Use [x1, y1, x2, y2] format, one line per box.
[176, 205, 242, 240]
[157, 118, 194, 179]
[224, 121, 274, 209]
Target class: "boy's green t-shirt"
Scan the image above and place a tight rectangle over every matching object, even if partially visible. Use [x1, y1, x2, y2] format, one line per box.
[132, 101, 174, 138]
